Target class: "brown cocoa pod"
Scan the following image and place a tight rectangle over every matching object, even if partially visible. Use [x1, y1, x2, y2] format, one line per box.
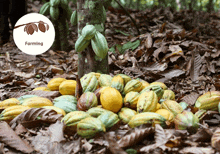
[39, 23, 46, 32]
[27, 24, 34, 35]
[77, 92, 98, 111]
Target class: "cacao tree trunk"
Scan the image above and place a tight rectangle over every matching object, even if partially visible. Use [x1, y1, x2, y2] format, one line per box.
[77, 0, 109, 78]
[207, 0, 214, 12]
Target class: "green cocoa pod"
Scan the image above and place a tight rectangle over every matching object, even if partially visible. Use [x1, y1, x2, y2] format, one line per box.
[50, 0, 60, 7]
[91, 31, 108, 59]
[61, 111, 91, 131]
[161, 100, 183, 116]
[50, 6, 59, 20]
[82, 25, 97, 40]
[162, 90, 175, 100]
[140, 85, 164, 100]
[116, 74, 132, 85]
[77, 117, 106, 138]
[80, 73, 98, 92]
[77, 92, 98, 111]
[70, 10, 77, 25]
[124, 79, 143, 95]
[137, 91, 158, 113]
[118, 107, 137, 124]
[39, 2, 50, 16]
[124, 92, 140, 109]
[128, 112, 166, 128]
[98, 74, 112, 87]
[111, 75, 124, 93]
[75, 35, 90, 52]
[87, 107, 109, 117]
[97, 111, 119, 129]
[174, 111, 199, 134]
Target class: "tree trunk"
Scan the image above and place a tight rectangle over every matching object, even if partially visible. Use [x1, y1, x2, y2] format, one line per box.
[136, 0, 140, 10]
[207, 0, 214, 12]
[77, 0, 109, 78]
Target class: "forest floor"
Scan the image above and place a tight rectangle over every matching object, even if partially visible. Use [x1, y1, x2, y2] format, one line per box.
[0, 0, 220, 153]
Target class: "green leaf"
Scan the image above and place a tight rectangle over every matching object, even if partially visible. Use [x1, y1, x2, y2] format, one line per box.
[109, 46, 116, 53]
[116, 40, 140, 54]
[115, 29, 130, 36]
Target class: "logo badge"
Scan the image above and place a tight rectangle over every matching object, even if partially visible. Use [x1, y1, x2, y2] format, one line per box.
[13, 13, 55, 55]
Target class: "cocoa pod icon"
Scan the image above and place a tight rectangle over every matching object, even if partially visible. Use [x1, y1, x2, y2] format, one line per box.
[24, 23, 37, 35]
[38, 21, 49, 33]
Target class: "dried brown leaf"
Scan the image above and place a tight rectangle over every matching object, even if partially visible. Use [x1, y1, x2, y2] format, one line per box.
[105, 132, 126, 154]
[9, 108, 63, 129]
[211, 128, 220, 151]
[144, 34, 153, 49]
[180, 92, 200, 106]
[179, 147, 214, 154]
[190, 46, 202, 82]
[117, 125, 154, 148]
[0, 121, 34, 153]
[49, 120, 65, 142]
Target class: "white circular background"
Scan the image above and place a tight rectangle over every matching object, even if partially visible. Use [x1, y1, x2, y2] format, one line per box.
[13, 13, 55, 55]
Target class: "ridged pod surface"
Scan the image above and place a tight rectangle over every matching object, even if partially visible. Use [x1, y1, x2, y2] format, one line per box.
[47, 78, 66, 91]
[82, 25, 97, 40]
[77, 117, 106, 139]
[91, 31, 108, 59]
[98, 74, 112, 87]
[17, 95, 38, 105]
[87, 107, 110, 117]
[137, 78, 150, 89]
[161, 100, 183, 116]
[150, 82, 167, 90]
[62, 111, 91, 131]
[53, 95, 77, 113]
[0, 98, 20, 109]
[116, 74, 132, 85]
[155, 109, 174, 122]
[128, 112, 166, 128]
[77, 92, 98, 111]
[22, 97, 53, 108]
[98, 111, 119, 129]
[100, 87, 123, 113]
[137, 91, 158, 113]
[124, 79, 143, 95]
[140, 85, 164, 100]
[195, 91, 220, 111]
[88, 72, 101, 80]
[80, 74, 98, 93]
[118, 107, 137, 124]
[174, 111, 199, 134]
[162, 90, 175, 100]
[75, 35, 90, 52]
[111, 75, 124, 93]
[124, 92, 140, 109]
[59, 80, 76, 95]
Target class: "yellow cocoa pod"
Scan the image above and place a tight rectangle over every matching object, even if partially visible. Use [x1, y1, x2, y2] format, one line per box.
[0, 98, 20, 109]
[0, 105, 30, 118]
[47, 78, 66, 91]
[42, 106, 66, 116]
[150, 82, 167, 90]
[137, 78, 150, 89]
[161, 100, 183, 116]
[124, 92, 140, 109]
[156, 103, 161, 110]
[162, 90, 175, 100]
[59, 80, 76, 95]
[155, 109, 174, 122]
[33, 87, 51, 91]
[22, 97, 53, 108]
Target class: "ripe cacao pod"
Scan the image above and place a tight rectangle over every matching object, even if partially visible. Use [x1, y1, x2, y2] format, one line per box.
[174, 111, 199, 134]
[111, 75, 124, 93]
[59, 80, 76, 95]
[137, 91, 158, 113]
[155, 109, 174, 122]
[80, 73, 98, 93]
[47, 78, 66, 91]
[33, 87, 51, 91]
[195, 91, 220, 111]
[82, 25, 97, 40]
[124, 92, 140, 109]
[77, 117, 106, 139]
[22, 97, 53, 108]
[137, 78, 150, 89]
[128, 112, 166, 128]
[98, 111, 119, 129]
[161, 100, 183, 116]
[42, 106, 66, 116]
[118, 107, 137, 124]
[77, 92, 98, 111]
[124, 79, 143, 95]
[100, 87, 123, 113]
[94, 87, 108, 105]
[0, 98, 20, 109]
[17, 95, 38, 105]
